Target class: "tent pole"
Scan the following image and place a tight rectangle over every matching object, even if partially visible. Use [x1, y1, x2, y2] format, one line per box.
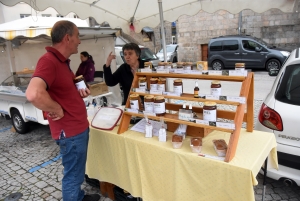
[5, 41, 16, 74]
[158, 0, 167, 62]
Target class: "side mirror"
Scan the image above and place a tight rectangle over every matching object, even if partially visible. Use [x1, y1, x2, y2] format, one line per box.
[268, 69, 279, 76]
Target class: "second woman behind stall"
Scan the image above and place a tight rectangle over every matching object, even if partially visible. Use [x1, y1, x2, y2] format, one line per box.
[76, 51, 95, 82]
[103, 43, 145, 105]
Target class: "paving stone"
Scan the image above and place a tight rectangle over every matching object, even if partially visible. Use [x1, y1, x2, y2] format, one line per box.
[35, 181, 47, 188]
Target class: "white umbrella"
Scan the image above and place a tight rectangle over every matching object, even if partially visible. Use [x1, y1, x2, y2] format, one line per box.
[0, 0, 297, 61]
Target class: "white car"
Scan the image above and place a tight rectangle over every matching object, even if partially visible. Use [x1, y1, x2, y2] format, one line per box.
[256, 47, 300, 187]
[156, 44, 178, 63]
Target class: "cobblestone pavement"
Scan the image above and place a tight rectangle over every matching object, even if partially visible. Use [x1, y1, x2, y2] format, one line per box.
[1, 71, 300, 201]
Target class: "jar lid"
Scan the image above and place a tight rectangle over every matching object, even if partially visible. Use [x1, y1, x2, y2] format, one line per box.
[177, 62, 184, 66]
[130, 94, 139, 98]
[145, 95, 154, 99]
[159, 78, 166, 81]
[154, 96, 165, 100]
[167, 62, 172, 65]
[158, 62, 165, 66]
[204, 101, 217, 106]
[174, 79, 182, 83]
[144, 62, 152, 66]
[150, 78, 158, 81]
[75, 75, 83, 80]
[211, 80, 220, 84]
[138, 77, 146, 80]
[184, 62, 193, 65]
[235, 63, 245, 67]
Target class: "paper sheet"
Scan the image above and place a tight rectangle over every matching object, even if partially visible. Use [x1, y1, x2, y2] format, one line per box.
[130, 118, 166, 136]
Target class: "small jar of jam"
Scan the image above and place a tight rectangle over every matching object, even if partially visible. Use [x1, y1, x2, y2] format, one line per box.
[144, 95, 154, 113]
[203, 101, 217, 121]
[138, 77, 147, 89]
[173, 79, 183, 95]
[154, 96, 165, 116]
[144, 62, 152, 69]
[157, 78, 166, 92]
[184, 62, 193, 70]
[165, 62, 173, 69]
[129, 94, 141, 110]
[157, 62, 165, 70]
[176, 62, 184, 69]
[235, 63, 245, 71]
[74, 75, 87, 90]
[150, 78, 158, 90]
[211, 81, 221, 96]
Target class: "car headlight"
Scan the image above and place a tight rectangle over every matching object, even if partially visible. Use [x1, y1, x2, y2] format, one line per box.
[280, 51, 290, 57]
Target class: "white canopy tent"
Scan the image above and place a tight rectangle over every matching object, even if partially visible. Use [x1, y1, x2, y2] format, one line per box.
[0, 0, 298, 61]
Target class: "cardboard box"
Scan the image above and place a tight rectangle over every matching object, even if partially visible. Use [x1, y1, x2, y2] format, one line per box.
[88, 82, 109, 96]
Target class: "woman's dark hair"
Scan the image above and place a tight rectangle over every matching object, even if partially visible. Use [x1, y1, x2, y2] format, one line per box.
[81, 51, 95, 64]
[51, 20, 76, 45]
[122, 43, 141, 58]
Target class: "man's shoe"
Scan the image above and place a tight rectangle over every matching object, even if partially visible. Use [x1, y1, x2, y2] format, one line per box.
[82, 194, 101, 201]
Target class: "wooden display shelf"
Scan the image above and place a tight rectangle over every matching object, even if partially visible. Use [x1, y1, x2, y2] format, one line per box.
[118, 71, 254, 162]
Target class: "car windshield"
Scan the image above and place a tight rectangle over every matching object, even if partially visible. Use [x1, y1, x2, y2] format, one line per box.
[140, 48, 158, 61]
[275, 64, 300, 106]
[159, 45, 176, 53]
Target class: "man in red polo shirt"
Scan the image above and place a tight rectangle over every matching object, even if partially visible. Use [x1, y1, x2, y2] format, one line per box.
[26, 20, 100, 201]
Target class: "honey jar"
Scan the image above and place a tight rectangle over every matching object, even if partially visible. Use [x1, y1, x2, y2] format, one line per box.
[144, 95, 154, 113]
[211, 81, 221, 96]
[184, 62, 193, 70]
[203, 101, 217, 121]
[154, 96, 166, 116]
[235, 63, 245, 71]
[165, 62, 173, 69]
[157, 62, 165, 70]
[144, 62, 152, 69]
[157, 78, 166, 92]
[129, 94, 140, 110]
[176, 62, 184, 69]
[173, 79, 183, 95]
[74, 75, 87, 90]
[150, 78, 158, 90]
[138, 77, 147, 89]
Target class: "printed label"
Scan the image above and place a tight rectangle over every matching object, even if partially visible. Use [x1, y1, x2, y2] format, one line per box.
[157, 65, 165, 70]
[165, 65, 172, 69]
[211, 88, 221, 96]
[150, 89, 163, 95]
[141, 68, 152, 73]
[203, 109, 217, 121]
[197, 64, 203, 70]
[156, 69, 169, 73]
[157, 84, 165, 92]
[153, 102, 165, 114]
[206, 94, 219, 100]
[194, 90, 199, 97]
[174, 69, 184, 74]
[144, 102, 154, 112]
[130, 100, 139, 110]
[184, 66, 191, 70]
[209, 70, 222, 75]
[139, 82, 147, 89]
[75, 80, 87, 90]
[227, 96, 246, 104]
[135, 88, 146, 93]
[150, 84, 158, 90]
[174, 85, 183, 95]
[216, 122, 235, 129]
[178, 112, 193, 121]
[195, 119, 209, 125]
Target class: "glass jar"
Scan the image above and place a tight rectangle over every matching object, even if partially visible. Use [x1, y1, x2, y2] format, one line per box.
[150, 78, 158, 90]
[144, 62, 152, 69]
[184, 62, 193, 70]
[154, 96, 165, 116]
[129, 94, 140, 110]
[173, 79, 183, 95]
[74, 75, 87, 90]
[165, 62, 173, 69]
[144, 95, 154, 113]
[138, 77, 147, 89]
[176, 62, 184, 69]
[211, 81, 221, 96]
[157, 62, 165, 70]
[203, 101, 217, 121]
[235, 63, 245, 71]
[157, 78, 166, 92]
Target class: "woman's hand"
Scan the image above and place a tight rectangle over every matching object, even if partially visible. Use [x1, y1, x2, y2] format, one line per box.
[105, 52, 116, 67]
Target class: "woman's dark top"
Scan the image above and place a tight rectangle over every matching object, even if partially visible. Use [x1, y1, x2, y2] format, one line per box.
[103, 59, 145, 105]
[75, 58, 95, 82]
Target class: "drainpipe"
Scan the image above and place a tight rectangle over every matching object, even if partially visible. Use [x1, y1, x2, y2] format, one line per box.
[238, 11, 243, 35]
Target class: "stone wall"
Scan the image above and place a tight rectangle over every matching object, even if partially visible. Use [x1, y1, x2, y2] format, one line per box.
[176, 4, 300, 62]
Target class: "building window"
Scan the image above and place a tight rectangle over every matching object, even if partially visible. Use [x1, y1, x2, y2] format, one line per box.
[42, 14, 51, 17]
[57, 14, 64, 18]
[20, 14, 31, 18]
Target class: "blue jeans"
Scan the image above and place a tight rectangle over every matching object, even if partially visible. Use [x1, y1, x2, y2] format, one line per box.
[56, 128, 89, 201]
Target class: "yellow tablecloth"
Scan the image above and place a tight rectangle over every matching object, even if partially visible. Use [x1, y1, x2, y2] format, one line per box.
[86, 126, 278, 201]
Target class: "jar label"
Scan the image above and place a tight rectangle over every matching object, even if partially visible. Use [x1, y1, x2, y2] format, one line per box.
[157, 65, 165, 70]
[144, 102, 154, 112]
[203, 109, 217, 121]
[211, 88, 221, 96]
[184, 66, 191, 70]
[75, 80, 87, 90]
[157, 84, 165, 92]
[235, 67, 245, 71]
[154, 102, 165, 114]
[150, 84, 158, 90]
[139, 82, 147, 89]
[174, 85, 183, 94]
[130, 100, 139, 110]
[194, 90, 199, 97]
[165, 65, 172, 69]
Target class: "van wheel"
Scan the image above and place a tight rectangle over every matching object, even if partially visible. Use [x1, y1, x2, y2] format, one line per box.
[172, 57, 178, 63]
[11, 109, 29, 134]
[212, 60, 224, 70]
[266, 59, 280, 72]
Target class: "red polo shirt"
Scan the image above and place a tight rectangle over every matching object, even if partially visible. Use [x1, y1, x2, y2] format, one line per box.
[33, 47, 89, 140]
